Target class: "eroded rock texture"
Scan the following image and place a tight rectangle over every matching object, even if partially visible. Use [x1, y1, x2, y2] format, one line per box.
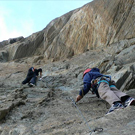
[0, 0, 135, 62]
[0, 0, 135, 135]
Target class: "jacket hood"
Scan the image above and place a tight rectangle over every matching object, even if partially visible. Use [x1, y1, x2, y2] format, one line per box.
[90, 68, 100, 73]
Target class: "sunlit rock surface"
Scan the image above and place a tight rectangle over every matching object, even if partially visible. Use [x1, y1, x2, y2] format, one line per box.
[0, 0, 135, 134]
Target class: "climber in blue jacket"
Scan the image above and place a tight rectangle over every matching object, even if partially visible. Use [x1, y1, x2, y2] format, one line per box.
[76, 67, 135, 114]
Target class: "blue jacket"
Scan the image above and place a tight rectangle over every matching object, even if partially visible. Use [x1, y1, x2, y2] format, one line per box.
[79, 68, 104, 96]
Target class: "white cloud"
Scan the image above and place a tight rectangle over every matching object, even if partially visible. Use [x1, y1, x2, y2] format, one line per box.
[0, 7, 34, 42]
[0, 16, 22, 41]
[0, 0, 92, 42]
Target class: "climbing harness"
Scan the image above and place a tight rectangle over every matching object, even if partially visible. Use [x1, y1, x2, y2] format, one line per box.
[71, 98, 103, 135]
[91, 75, 114, 98]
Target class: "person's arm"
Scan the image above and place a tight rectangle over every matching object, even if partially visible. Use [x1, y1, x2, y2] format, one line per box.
[76, 95, 83, 102]
[36, 68, 42, 80]
[39, 71, 42, 78]
[38, 69, 42, 80]
[76, 73, 92, 102]
[76, 83, 91, 102]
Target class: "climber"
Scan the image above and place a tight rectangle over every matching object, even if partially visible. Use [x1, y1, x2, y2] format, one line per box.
[22, 67, 42, 87]
[76, 67, 135, 114]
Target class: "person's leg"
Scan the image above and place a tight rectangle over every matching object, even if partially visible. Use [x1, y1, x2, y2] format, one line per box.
[29, 76, 37, 85]
[110, 86, 135, 107]
[98, 82, 121, 105]
[22, 76, 31, 84]
[98, 82, 124, 114]
[110, 86, 128, 99]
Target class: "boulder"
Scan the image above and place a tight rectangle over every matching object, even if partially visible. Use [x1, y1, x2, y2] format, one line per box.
[0, 36, 24, 48]
[4, 31, 44, 61]
[8, 36, 24, 44]
[0, 50, 8, 62]
[0, 88, 26, 120]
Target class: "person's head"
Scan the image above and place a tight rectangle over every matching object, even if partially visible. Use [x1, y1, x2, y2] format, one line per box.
[83, 68, 91, 78]
[32, 67, 35, 72]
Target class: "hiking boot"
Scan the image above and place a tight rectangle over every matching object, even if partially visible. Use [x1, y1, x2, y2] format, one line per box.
[124, 97, 135, 107]
[107, 102, 124, 114]
[29, 83, 35, 87]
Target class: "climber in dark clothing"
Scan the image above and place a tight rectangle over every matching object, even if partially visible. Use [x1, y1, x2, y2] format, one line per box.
[22, 67, 42, 87]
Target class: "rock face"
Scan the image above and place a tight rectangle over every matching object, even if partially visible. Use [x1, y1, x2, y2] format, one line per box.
[42, 0, 135, 60]
[0, 0, 135, 61]
[1, 0, 135, 135]
[0, 36, 24, 48]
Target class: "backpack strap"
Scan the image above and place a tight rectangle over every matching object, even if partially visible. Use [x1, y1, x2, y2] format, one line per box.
[91, 75, 113, 98]
[97, 75, 111, 85]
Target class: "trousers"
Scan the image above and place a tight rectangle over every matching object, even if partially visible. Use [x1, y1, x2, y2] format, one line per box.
[22, 75, 37, 85]
[98, 82, 127, 105]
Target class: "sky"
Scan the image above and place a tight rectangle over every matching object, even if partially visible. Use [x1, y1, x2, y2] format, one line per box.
[0, 0, 92, 42]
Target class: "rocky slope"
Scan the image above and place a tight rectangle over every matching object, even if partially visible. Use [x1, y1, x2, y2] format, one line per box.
[0, 0, 135, 135]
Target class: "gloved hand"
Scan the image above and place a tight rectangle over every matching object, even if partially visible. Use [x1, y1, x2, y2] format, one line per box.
[76, 95, 83, 102]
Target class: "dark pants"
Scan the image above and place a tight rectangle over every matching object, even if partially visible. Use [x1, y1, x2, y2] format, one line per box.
[22, 75, 37, 85]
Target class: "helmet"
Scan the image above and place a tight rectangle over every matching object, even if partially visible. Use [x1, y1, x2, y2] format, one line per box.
[83, 68, 91, 78]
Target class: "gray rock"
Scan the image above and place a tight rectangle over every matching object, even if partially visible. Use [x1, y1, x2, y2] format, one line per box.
[1, 0, 135, 135]
[8, 36, 24, 44]
[0, 50, 8, 62]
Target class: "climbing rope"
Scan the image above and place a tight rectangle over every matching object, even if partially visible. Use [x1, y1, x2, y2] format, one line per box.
[71, 98, 103, 135]
[48, 89, 103, 135]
